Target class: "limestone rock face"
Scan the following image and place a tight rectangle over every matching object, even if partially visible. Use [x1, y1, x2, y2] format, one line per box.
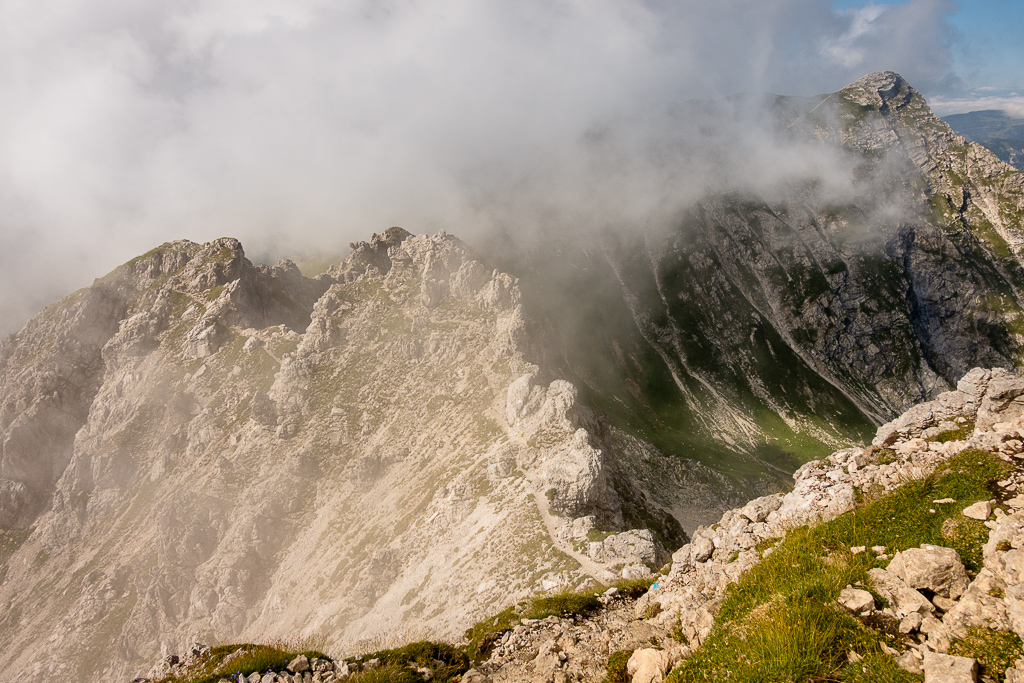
[150, 363, 1024, 683]
[921, 650, 978, 683]
[627, 648, 672, 683]
[837, 587, 875, 614]
[0, 231, 700, 683]
[4, 69, 1024, 683]
[867, 568, 936, 619]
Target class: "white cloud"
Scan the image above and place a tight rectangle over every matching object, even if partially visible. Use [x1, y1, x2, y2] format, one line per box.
[930, 95, 1024, 118]
[0, 0, 960, 334]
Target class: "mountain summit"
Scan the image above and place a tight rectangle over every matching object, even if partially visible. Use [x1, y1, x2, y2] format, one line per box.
[1, 72, 1023, 681]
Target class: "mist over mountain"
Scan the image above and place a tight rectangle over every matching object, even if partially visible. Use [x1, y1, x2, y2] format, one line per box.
[1, 71, 1023, 682]
[0, 0, 963, 338]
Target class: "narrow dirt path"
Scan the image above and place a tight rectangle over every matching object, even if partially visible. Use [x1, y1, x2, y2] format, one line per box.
[532, 487, 612, 583]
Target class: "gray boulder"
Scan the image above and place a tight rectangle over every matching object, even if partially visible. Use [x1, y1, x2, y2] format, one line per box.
[288, 655, 311, 674]
[921, 650, 977, 682]
[837, 587, 874, 613]
[867, 568, 935, 618]
[886, 545, 969, 599]
[962, 501, 993, 521]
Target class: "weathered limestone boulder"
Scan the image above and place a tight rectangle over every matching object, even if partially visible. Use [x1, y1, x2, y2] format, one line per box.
[287, 655, 310, 673]
[692, 536, 714, 563]
[539, 428, 616, 517]
[962, 501, 993, 521]
[976, 374, 1024, 431]
[768, 481, 856, 529]
[588, 529, 658, 566]
[886, 546, 969, 599]
[942, 568, 1012, 638]
[626, 649, 671, 683]
[737, 495, 784, 523]
[837, 587, 874, 613]
[867, 568, 935, 618]
[921, 650, 977, 683]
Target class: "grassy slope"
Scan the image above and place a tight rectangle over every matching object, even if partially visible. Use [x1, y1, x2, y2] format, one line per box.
[669, 449, 1020, 683]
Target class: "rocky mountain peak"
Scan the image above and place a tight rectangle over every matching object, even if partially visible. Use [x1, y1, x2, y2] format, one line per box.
[839, 70, 914, 111]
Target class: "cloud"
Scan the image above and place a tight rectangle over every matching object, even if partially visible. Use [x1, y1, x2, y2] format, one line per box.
[930, 94, 1024, 118]
[0, 0, 959, 335]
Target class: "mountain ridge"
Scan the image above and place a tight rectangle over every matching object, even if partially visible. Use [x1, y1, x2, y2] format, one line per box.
[139, 364, 1024, 683]
[1, 71, 1023, 681]
[943, 109, 1024, 171]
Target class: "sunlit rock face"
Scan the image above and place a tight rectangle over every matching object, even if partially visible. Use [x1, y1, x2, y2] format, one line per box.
[1, 72, 1024, 683]
[0, 228, 696, 683]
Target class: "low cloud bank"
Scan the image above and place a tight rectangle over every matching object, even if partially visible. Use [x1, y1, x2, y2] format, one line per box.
[0, 0, 959, 334]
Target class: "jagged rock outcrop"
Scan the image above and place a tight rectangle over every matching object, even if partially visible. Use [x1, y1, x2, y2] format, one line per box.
[438, 367, 1024, 683]
[0, 230, 706, 683]
[3, 71, 1024, 683]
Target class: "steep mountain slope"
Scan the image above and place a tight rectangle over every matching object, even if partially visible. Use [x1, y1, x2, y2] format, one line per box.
[0, 230, 707, 683]
[943, 109, 1024, 170]
[504, 72, 1024, 482]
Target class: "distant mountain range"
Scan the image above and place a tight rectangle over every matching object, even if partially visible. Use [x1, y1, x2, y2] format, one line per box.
[943, 109, 1024, 170]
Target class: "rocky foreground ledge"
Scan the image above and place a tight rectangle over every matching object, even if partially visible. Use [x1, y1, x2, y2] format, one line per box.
[644, 366, 1024, 679]
[149, 367, 1024, 683]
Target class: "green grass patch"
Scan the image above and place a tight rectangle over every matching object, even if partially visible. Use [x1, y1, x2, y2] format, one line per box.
[928, 418, 976, 443]
[153, 644, 331, 683]
[949, 628, 1023, 683]
[603, 650, 634, 683]
[669, 598, 916, 683]
[614, 577, 656, 599]
[464, 606, 519, 663]
[348, 641, 469, 683]
[523, 590, 601, 620]
[667, 448, 1007, 683]
[464, 586, 612, 663]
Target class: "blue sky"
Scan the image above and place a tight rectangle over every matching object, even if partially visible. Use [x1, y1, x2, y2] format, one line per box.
[947, 0, 1024, 90]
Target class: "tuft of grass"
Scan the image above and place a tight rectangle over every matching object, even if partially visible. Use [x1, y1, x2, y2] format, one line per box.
[949, 628, 1023, 683]
[463, 586, 610, 663]
[670, 617, 689, 645]
[641, 602, 663, 620]
[153, 644, 331, 683]
[876, 449, 899, 465]
[603, 650, 634, 683]
[347, 641, 469, 683]
[666, 448, 1007, 683]
[928, 417, 975, 443]
[524, 590, 601, 620]
[668, 598, 915, 683]
[464, 606, 519, 663]
[835, 651, 923, 683]
[614, 577, 657, 599]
